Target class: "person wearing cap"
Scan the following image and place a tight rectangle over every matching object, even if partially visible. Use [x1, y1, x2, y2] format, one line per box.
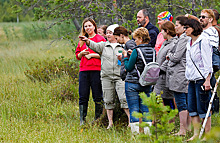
[155, 11, 173, 54]
[79, 24, 130, 129]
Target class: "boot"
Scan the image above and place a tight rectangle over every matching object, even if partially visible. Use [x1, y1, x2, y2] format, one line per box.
[130, 122, 139, 134]
[79, 104, 88, 126]
[95, 102, 103, 120]
[144, 122, 152, 135]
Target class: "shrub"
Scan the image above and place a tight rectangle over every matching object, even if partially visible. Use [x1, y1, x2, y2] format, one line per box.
[24, 56, 79, 83]
[133, 92, 181, 142]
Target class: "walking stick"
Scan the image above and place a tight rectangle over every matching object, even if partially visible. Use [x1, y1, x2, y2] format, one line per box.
[199, 76, 220, 139]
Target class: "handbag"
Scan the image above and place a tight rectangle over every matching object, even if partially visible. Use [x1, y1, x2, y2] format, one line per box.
[135, 48, 160, 86]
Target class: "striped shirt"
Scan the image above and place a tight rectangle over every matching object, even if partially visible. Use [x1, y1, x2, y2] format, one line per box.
[202, 26, 219, 48]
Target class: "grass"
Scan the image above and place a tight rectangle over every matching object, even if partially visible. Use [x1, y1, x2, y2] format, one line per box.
[0, 22, 219, 142]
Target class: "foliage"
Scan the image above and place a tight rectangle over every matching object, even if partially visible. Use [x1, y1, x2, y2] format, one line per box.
[24, 56, 79, 83]
[12, 0, 220, 32]
[1, 22, 76, 42]
[133, 92, 182, 142]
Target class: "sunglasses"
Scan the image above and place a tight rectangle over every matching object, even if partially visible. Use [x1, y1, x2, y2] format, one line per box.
[199, 15, 210, 19]
[184, 26, 190, 29]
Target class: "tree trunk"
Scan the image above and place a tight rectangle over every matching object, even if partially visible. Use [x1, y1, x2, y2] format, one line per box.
[72, 18, 81, 32]
[17, 13, 19, 23]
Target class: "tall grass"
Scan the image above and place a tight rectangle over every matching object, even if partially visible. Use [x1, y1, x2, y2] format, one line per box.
[0, 22, 219, 142]
[0, 22, 138, 142]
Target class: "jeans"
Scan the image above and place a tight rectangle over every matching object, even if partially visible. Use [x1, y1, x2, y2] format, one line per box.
[79, 71, 103, 106]
[174, 92, 188, 112]
[188, 79, 211, 118]
[125, 82, 151, 123]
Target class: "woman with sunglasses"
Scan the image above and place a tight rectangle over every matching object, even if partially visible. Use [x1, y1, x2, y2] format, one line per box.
[166, 16, 191, 136]
[75, 18, 106, 126]
[184, 19, 213, 141]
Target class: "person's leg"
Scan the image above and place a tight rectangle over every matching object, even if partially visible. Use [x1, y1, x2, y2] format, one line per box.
[125, 82, 140, 133]
[115, 79, 130, 127]
[195, 80, 212, 139]
[187, 81, 199, 140]
[125, 82, 140, 123]
[106, 109, 113, 129]
[79, 71, 90, 125]
[187, 116, 200, 141]
[141, 85, 152, 134]
[201, 116, 211, 140]
[173, 92, 188, 135]
[102, 78, 115, 129]
[90, 71, 103, 120]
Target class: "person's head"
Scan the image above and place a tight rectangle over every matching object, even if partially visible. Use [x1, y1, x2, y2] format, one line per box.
[106, 24, 119, 43]
[113, 26, 131, 44]
[97, 25, 107, 38]
[184, 19, 203, 37]
[175, 15, 188, 35]
[200, 9, 215, 29]
[212, 9, 219, 25]
[161, 21, 176, 39]
[132, 27, 150, 45]
[157, 11, 173, 29]
[81, 17, 97, 37]
[137, 9, 149, 27]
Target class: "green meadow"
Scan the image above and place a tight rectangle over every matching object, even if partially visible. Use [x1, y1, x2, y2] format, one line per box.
[0, 22, 219, 142]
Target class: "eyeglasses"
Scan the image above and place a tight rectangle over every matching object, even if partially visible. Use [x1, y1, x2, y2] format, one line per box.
[184, 26, 190, 30]
[199, 15, 210, 19]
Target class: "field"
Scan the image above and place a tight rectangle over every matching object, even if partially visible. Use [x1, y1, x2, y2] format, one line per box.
[0, 22, 219, 142]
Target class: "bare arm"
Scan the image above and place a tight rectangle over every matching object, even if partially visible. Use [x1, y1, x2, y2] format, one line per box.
[85, 53, 100, 59]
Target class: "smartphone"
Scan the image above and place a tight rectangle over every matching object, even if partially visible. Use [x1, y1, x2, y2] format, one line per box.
[201, 85, 205, 91]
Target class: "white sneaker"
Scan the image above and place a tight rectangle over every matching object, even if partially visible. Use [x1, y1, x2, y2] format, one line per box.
[144, 122, 152, 135]
[130, 122, 139, 134]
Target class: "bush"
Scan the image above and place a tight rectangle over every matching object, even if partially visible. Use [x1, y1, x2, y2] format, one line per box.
[133, 92, 181, 142]
[24, 56, 79, 101]
[24, 56, 79, 83]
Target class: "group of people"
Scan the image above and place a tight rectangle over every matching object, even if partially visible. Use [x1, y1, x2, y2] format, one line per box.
[75, 8, 220, 141]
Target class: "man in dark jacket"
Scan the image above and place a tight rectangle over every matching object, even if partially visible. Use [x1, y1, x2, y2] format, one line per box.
[136, 9, 159, 47]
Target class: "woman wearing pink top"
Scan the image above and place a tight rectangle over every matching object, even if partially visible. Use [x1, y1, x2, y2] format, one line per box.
[155, 11, 173, 54]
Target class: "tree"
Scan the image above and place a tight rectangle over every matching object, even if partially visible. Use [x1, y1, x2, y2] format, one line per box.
[13, 0, 220, 31]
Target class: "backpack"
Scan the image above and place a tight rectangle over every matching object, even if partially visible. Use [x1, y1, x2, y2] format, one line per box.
[213, 25, 220, 72]
[135, 48, 160, 86]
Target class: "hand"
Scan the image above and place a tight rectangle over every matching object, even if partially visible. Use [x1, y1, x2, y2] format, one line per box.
[85, 54, 92, 59]
[203, 79, 211, 91]
[80, 48, 90, 56]
[117, 54, 122, 61]
[185, 14, 190, 18]
[127, 49, 133, 55]
[79, 36, 89, 41]
[166, 55, 169, 60]
[122, 48, 127, 57]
